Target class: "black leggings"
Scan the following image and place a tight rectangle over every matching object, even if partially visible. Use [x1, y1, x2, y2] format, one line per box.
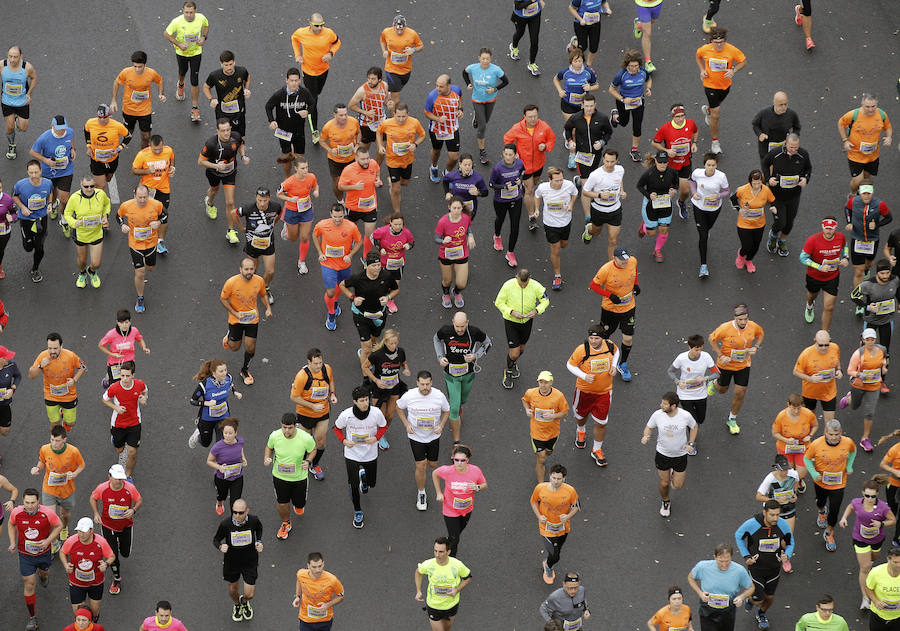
[198, 418, 224, 448]
[884, 485, 900, 543]
[101, 525, 132, 580]
[693, 206, 721, 265]
[543, 533, 568, 569]
[680, 398, 708, 424]
[494, 199, 523, 252]
[771, 195, 801, 236]
[214, 474, 244, 507]
[444, 513, 471, 557]
[346, 457, 378, 511]
[870, 611, 900, 631]
[512, 15, 541, 64]
[814, 483, 844, 528]
[573, 22, 600, 54]
[867, 322, 893, 358]
[303, 71, 328, 130]
[615, 102, 644, 138]
[175, 54, 202, 86]
[737, 227, 764, 261]
[0, 232, 10, 264]
[705, 0, 721, 20]
[20, 217, 47, 270]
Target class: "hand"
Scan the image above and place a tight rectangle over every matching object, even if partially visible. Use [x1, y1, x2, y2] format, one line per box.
[255, 541, 264, 552]
[143, 346, 151, 355]
[463, 353, 476, 363]
[745, 554, 759, 566]
[583, 374, 595, 383]
[40, 357, 51, 368]
[768, 177, 777, 187]
[269, 121, 278, 131]
[342, 255, 351, 264]
[699, 70, 709, 80]
[641, 435, 649, 444]
[557, 89, 566, 99]
[723, 69, 735, 79]
[439, 357, 449, 367]
[758, 133, 768, 142]
[700, 592, 710, 603]
[241, 155, 250, 165]
[312, 402, 325, 412]
[98, 560, 108, 571]
[209, 99, 219, 109]
[318, 253, 327, 262]
[321, 53, 332, 63]
[243, 88, 251, 98]
[537, 143, 546, 152]
[799, 177, 807, 188]
[30, 466, 40, 475]
[114, 404, 127, 414]
[158, 95, 167, 103]
[415, 591, 424, 602]
[110, 102, 119, 113]
[64, 562, 74, 573]
[149, 221, 160, 229]
[263, 456, 272, 466]
[353, 296, 364, 307]
[733, 596, 745, 607]
[219, 543, 229, 553]
[884, 136, 893, 147]
[435, 493, 443, 503]
[177, 42, 188, 52]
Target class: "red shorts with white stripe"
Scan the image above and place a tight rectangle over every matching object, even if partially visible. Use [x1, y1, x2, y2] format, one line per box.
[573, 389, 611, 424]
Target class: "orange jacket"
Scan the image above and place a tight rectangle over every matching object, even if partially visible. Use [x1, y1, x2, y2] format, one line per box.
[503, 117, 556, 173]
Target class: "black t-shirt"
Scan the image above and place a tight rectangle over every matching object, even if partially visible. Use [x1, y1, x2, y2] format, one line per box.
[237, 201, 282, 237]
[368, 346, 406, 379]
[344, 270, 398, 313]
[888, 228, 900, 277]
[434, 324, 488, 375]
[213, 514, 262, 565]
[205, 66, 250, 117]
[200, 132, 243, 174]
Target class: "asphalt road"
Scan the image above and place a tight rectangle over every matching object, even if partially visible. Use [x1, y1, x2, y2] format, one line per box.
[0, 1, 898, 629]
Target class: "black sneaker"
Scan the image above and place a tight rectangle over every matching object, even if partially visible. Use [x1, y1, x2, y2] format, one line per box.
[766, 234, 778, 254]
[609, 108, 619, 128]
[777, 242, 790, 257]
[502, 370, 514, 389]
[232, 604, 243, 622]
[479, 148, 489, 165]
[242, 600, 253, 620]
[509, 362, 520, 379]
[528, 215, 537, 231]
[30, 269, 43, 283]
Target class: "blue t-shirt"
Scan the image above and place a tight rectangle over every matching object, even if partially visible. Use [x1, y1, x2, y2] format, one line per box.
[571, 0, 606, 20]
[31, 128, 75, 178]
[465, 63, 505, 104]
[489, 159, 525, 202]
[611, 68, 649, 99]
[556, 66, 598, 106]
[690, 560, 752, 600]
[1, 59, 28, 107]
[444, 169, 488, 213]
[12, 177, 53, 220]
[513, 0, 543, 18]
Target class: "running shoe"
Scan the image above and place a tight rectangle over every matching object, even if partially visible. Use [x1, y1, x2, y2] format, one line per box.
[509, 362, 520, 379]
[241, 369, 254, 386]
[745, 260, 757, 273]
[542, 560, 556, 584]
[861, 596, 871, 610]
[609, 108, 619, 128]
[710, 139, 721, 154]
[687, 442, 697, 456]
[660, 500, 671, 517]
[226, 229, 239, 244]
[794, 4, 803, 25]
[359, 468, 369, 494]
[528, 215, 538, 231]
[502, 370, 514, 389]
[806, 37, 815, 51]
[76, 272, 87, 288]
[777, 242, 790, 257]
[5, 144, 15, 160]
[629, 148, 641, 162]
[591, 448, 607, 467]
[109, 579, 121, 595]
[441, 293, 452, 308]
[416, 491, 427, 511]
[678, 200, 688, 220]
[860, 437, 874, 452]
[60, 220, 71, 239]
[823, 530, 836, 551]
[575, 428, 586, 449]
[26, 617, 39, 631]
[266, 287, 275, 305]
[797, 479, 806, 494]
[188, 428, 200, 449]
[135, 297, 145, 313]
[49, 200, 60, 220]
[782, 557, 793, 573]
[645, 60, 657, 73]
[698, 264, 709, 278]
[508, 43, 520, 60]
[816, 510, 827, 528]
[479, 148, 489, 165]
[31, 269, 43, 283]
[633, 18, 643, 38]
[176, 82, 185, 100]
[567, 35, 579, 52]
[726, 418, 740, 434]
[297, 260, 309, 275]
[744, 600, 755, 614]
[204, 195, 217, 219]
[881, 382, 891, 394]
[637, 223, 646, 239]
[453, 292, 464, 308]
[735, 251, 745, 269]
[311, 465, 325, 481]
[582, 224, 592, 244]
[325, 312, 337, 331]
[839, 391, 851, 408]
[756, 611, 769, 630]
[222, 334, 230, 350]
[766, 234, 778, 253]
[804, 303, 815, 323]
[232, 604, 243, 622]
[190, 107, 200, 123]
[378, 436, 390, 450]
[353, 511, 365, 528]
[505, 251, 518, 267]
[429, 165, 441, 183]
[242, 600, 253, 620]
[276, 520, 292, 539]
[701, 104, 710, 126]
[0, 264, 5, 279]
[215, 501, 224, 515]
[654, 250, 664, 263]
[311, 130, 321, 144]
[552, 275, 563, 291]
[702, 16, 716, 33]
[617, 362, 632, 381]
[527, 63, 541, 77]
[493, 234, 503, 251]
[156, 240, 168, 255]
[855, 305, 865, 317]
[387, 298, 398, 313]
[567, 153, 576, 170]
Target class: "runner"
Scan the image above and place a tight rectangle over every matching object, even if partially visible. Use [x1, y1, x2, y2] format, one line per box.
[140, 601, 189, 631]
[98, 310, 149, 389]
[59, 518, 115, 620]
[164, 1, 209, 122]
[29, 332, 86, 430]
[349, 67, 392, 164]
[879, 431, 900, 545]
[433, 312, 491, 444]
[12, 159, 52, 281]
[313, 203, 361, 330]
[62, 175, 112, 287]
[763, 134, 812, 257]
[463, 49, 508, 164]
[509, 0, 545, 76]
[608, 50, 651, 163]
[801, 217, 849, 330]
[651, 104, 699, 220]
[751, 92, 801, 165]
[581, 148, 625, 260]
[1, 46, 36, 160]
[852, 259, 898, 369]
[277, 157, 319, 274]
[845, 181, 893, 302]
[839, 328, 888, 452]
[294, 552, 345, 630]
[435, 196, 476, 308]
[290, 13, 341, 138]
[668, 334, 716, 441]
[213, 498, 262, 621]
[414, 537, 472, 631]
[101, 362, 147, 480]
[397, 370, 450, 510]
[888, 227, 900, 278]
[235, 187, 281, 304]
[695, 28, 747, 155]
[636, 150, 677, 262]
[755, 454, 800, 572]
[733, 169, 774, 273]
[631, 0, 658, 72]
[377, 102, 426, 212]
[837, 94, 892, 194]
[686, 544, 754, 631]
[111, 51, 165, 149]
[805, 419, 856, 551]
[379, 15, 424, 104]
[554, 49, 599, 169]
[338, 146, 382, 259]
[521, 371, 569, 484]
[290, 349, 335, 483]
[564, 94, 612, 205]
[372, 212, 414, 313]
[503, 105, 556, 232]
[363, 329, 411, 449]
[206, 417, 246, 514]
[647, 586, 692, 631]
[542, 573, 592, 629]
[734, 500, 794, 630]
[590, 246, 638, 381]
[29, 115, 75, 220]
[203, 51, 250, 137]
[495, 268, 550, 388]
[0, 177, 16, 277]
[489, 145, 525, 267]
[530, 463, 579, 584]
[0, 344, 20, 442]
[709, 304, 765, 435]
[792, 0, 816, 49]
[771, 395, 816, 494]
[433, 444, 486, 557]
[220, 258, 271, 385]
[8, 487, 62, 631]
[88, 464, 141, 595]
[642, 392, 698, 517]
[264, 414, 316, 540]
[566, 323, 619, 466]
[117, 185, 165, 313]
[339, 252, 399, 367]
[198, 119, 249, 244]
[795, 596, 849, 631]
[131, 134, 175, 254]
[690, 153, 729, 278]
[84, 104, 131, 194]
[65, 608, 106, 631]
[864, 548, 900, 627]
[793, 330, 842, 423]
[839, 476, 896, 611]
[535, 167, 578, 289]
[424, 75, 463, 183]
[319, 103, 360, 200]
[265, 68, 312, 178]
[190, 358, 240, 448]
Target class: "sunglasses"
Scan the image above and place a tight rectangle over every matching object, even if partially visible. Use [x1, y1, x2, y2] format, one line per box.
[864, 494, 878, 499]
[452, 458, 468, 463]
[232, 510, 247, 514]
[82, 184, 96, 189]
[816, 343, 830, 348]
[311, 22, 325, 27]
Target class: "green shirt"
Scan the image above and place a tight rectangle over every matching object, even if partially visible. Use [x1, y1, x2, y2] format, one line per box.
[417, 557, 470, 609]
[267, 429, 316, 482]
[795, 611, 849, 631]
[867, 563, 900, 619]
[166, 14, 209, 57]
[494, 277, 550, 324]
[63, 189, 110, 243]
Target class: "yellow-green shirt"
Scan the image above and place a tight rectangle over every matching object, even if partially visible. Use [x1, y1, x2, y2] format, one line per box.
[417, 557, 470, 609]
[166, 14, 208, 57]
[867, 563, 900, 619]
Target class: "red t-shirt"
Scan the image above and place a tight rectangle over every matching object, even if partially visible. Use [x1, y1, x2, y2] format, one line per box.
[653, 120, 698, 170]
[61, 534, 114, 587]
[10, 505, 60, 555]
[802, 232, 846, 281]
[90, 480, 141, 530]
[102, 379, 147, 428]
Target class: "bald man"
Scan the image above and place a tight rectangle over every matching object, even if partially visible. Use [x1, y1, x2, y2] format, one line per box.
[424, 74, 463, 183]
[751, 91, 801, 163]
[290, 13, 341, 138]
[793, 330, 842, 422]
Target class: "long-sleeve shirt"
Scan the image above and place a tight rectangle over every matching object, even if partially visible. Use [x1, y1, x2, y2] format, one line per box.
[851, 277, 899, 326]
[494, 278, 550, 324]
[0, 360, 22, 404]
[735, 513, 794, 570]
[213, 514, 262, 565]
[489, 159, 525, 202]
[442, 169, 489, 215]
[563, 110, 612, 156]
[540, 585, 589, 622]
[433, 325, 491, 377]
[751, 106, 801, 158]
[636, 165, 679, 199]
[762, 148, 812, 198]
[264, 86, 315, 133]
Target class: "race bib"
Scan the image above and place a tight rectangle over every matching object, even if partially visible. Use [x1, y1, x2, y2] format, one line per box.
[564, 619, 583, 631]
[47, 471, 67, 486]
[708, 58, 728, 72]
[500, 186, 519, 200]
[27, 196, 46, 210]
[389, 51, 409, 65]
[651, 194, 671, 209]
[874, 299, 896, 315]
[444, 245, 464, 260]
[767, 141, 785, 153]
[619, 291, 633, 305]
[758, 537, 780, 553]
[568, 92, 584, 105]
[773, 488, 794, 501]
[81, 214, 101, 228]
[183, 32, 200, 44]
[779, 175, 799, 189]
[861, 368, 882, 384]
[296, 195, 311, 211]
[310, 385, 329, 399]
[702, 194, 719, 209]
[522, 1, 539, 16]
[859, 141, 877, 155]
[357, 194, 376, 210]
[860, 523, 881, 539]
[5, 84, 23, 96]
[108, 504, 129, 519]
[0, 223, 9, 235]
[220, 99, 240, 114]
[589, 358, 609, 373]
[133, 226, 152, 240]
[545, 520, 565, 533]
[599, 189, 618, 204]
[624, 97, 643, 110]
[93, 147, 116, 161]
[74, 568, 95, 582]
[435, 131, 454, 141]
[417, 416, 435, 429]
[854, 240, 875, 255]
[110, 364, 122, 380]
[583, 10, 600, 23]
[54, 156, 69, 169]
[784, 443, 805, 454]
[452, 496, 472, 510]
[49, 383, 69, 396]
[742, 207, 763, 219]
[574, 151, 594, 166]
[336, 143, 354, 158]
[815, 368, 835, 381]
[307, 604, 328, 619]
[462, 199, 474, 212]
[821, 471, 843, 485]
[363, 309, 383, 319]
[250, 236, 271, 249]
[707, 593, 729, 609]
[324, 244, 345, 257]
[381, 373, 399, 388]
[729, 349, 748, 362]
[130, 90, 150, 102]
[223, 463, 242, 479]
[545, 201, 566, 213]
[217, 161, 235, 174]
[230, 530, 252, 546]
[448, 363, 468, 376]
[391, 141, 410, 156]
[24, 540, 44, 554]
[209, 401, 228, 417]
[273, 128, 292, 141]
[881, 598, 900, 612]
[433, 584, 455, 595]
[351, 432, 369, 443]
[683, 377, 705, 390]
[534, 408, 555, 421]
[238, 309, 257, 323]
[385, 257, 404, 270]
[276, 462, 296, 475]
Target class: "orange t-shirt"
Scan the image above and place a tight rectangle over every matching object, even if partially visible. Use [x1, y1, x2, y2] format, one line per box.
[132, 146, 174, 194]
[794, 343, 841, 401]
[851, 346, 886, 392]
[117, 199, 164, 249]
[772, 407, 816, 454]
[280, 173, 318, 212]
[651, 605, 692, 631]
[85, 118, 130, 163]
[296, 569, 344, 622]
[313, 219, 360, 270]
[839, 108, 892, 164]
[805, 436, 855, 490]
[568, 340, 617, 395]
[522, 386, 569, 441]
[378, 117, 426, 168]
[735, 183, 775, 230]
[709, 320, 764, 371]
[380, 27, 423, 74]
[32, 349, 83, 402]
[39, 443, 84, 498]
[338, 161, 380, 212]
[530, 482, 579, 537]
[591, 258, 637, 313]
[115, 66, 162, 116]
[696, 42, 746, 90]
[320, 118, 360, 164]
[220, 274, 267, 325]
[881, 443, 900, 488]
[290, 26, 341, 77]
[291, 364, 334, 417]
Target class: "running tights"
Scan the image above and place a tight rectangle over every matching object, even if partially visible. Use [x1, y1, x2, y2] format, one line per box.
[512, 15, 541, 64]
[693, 206, 721, 265]
[101, 525, 132, 580]
[444, 512, 471, 557]
[615, 102, 644, 138]
[884, 485, 900, 543]
[867, 322, 893, 358]
[705, 0, 721, 20]
[346, 458, 378, 511]
[737, 227, 764, 261]
[0, 232, 9, 264]
[472, 102, 495, 140]
[494, 199, 523, 252]
[814, 484, 844, 528]
[680, 398, 708, 424]
[214, 474, 244, 507]
[543, 533, 568, 569]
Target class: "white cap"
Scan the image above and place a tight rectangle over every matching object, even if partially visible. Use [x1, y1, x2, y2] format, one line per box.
[75, 517, 94, 532]
[862, 328, 877, 340]
[108, 464, 127, 480]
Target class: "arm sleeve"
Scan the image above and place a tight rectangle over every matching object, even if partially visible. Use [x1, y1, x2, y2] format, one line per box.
[496, 74, 510, 91]
[667, 363, 680, 383]
[189, 383, 204, 407]
[734, 519, 754, 557]
[589, 280, 612, 297]
[566, 361, 588, 381]
[473, 334, 492, 359]
[461, 69, 472, 85]
[433, 333, 446, 360]
[803, 456, 819, 479]
[799, 251, 820, 269]
[333, 426, 346, 442]
[847, 449, 857, 473]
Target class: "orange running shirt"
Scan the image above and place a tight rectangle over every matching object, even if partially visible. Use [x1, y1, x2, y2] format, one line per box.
[359, 80, 388, 131]
[39, 443, 84, 498]
[771, 407, 816, 454]
[709, 320, 764, 371]
[522, 387, 569, 441]
[290, 26, 341, 77]
[117, 199, 164, 249]
[850, 346, 886, 392]
[291, 364, 334, 417]
[794, 343, 841, 401]
[380, 27, 423, 74]
[839, 108, 892, 164]
[32, 349, 83, 402]
[805, 435, 855, 490]
[313, 219, 360, 270]
[85, 118, 129, 163]
[735, 183, 775, 230]
[115, 67, 162, 117]
[568, 340, 617, 395]
[696, 42, 746, 90]
[132, 146, 174, 194]
[530, 482, 579, 537]
[280, 173, 318, 212]
[339, 161, 380, 212]
[378, 116, 426, 168]
[651, 605, 692, 631]
[320, 118, 360, 164]
[296, 569, 344, 622]
[881, 443, 900, 488]
[591, 258, 638, 313]
[220, 274, 267, 325]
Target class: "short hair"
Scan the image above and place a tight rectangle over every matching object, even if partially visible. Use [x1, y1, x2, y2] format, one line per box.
[135, 183, 150, 196]
[47, 332, 62, 344]
[889, 547, 900, 558]
[183, 0, 197, 8]
[308, 551, 324, 563]
[713, 543, 734, 557]
[516, 268, 531, 282]
[787, 393, 803, 406]
[622, 49, 643, 68]
[417, 370, 433, 381]
[702, 152, 719, 164]
[50, 424, 67, 439]
[709, 26, 728, 39]
[825, 419, 842, 432]
[479, 47, 492, 56]
[332, 103, 347, 113]
[434, 536, 450, 549]
[568, 47, 584, 63]
[549, 463, 567, 477]
[120, 360, 136, 374]
[306, 348, 323, 362]
[458, 152, 473, 164]
[817, 594, 835, 606]
[351, 385, 370, 401]
[22, 488, 40, 500]
[116, 310, 132, 322]
[603, 148, 618, 159]
[861, 92, 878, 104]
[26, 158, 41, 170]
[452, 444, 472, 459]
[330, 202, 345, 214]
[394, 102, 409, 113]
[355, 146, 369, 156]
[786, 133, 800, 144]
[218, 417, 239, 432]
[131, 51, 148, 64]
[588, 323, 606, 337]
[156, 601, 172, 612]
[503, 143, 517, 153]
[216, 118, 231, 129]
[583, 93, 596, 104]
[280, 413, 298, 426]
[366, 67, 382, 79]
[523, 104, 539, 115]
[662, 391, 679, 406]
[149, 134, 164, 146]
[219, 50, 235, 63]
[286, 67, 301, 79]
[546, 166, 563, 179]
[763, 499, 782, 512]
[687, 334, 704, 348]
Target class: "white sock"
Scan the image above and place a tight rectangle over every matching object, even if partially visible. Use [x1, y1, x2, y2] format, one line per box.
[593, 440, 603, 451]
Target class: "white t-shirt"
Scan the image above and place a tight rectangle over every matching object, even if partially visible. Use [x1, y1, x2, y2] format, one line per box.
[397, 387, 450, 443]
[690, 168, 729, 211]
[535, 181, 578, 228]
[756, 470, 800, 503]
[583, 165, 625, 212]
[333, 406, 387, 462]
[671, 351, 716, 401]
[647, 408, 697, 457]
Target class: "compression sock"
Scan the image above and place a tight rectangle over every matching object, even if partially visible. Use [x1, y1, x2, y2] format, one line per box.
[25, 594, 35, 616]
[242, 352, 253, 372]
[362, 238, 372, 258]
[312, 447, 324, 466]
[299, 240, 309, 261]
[655, 233, 668, 251]
[324, 291, 336, 314]
[620, 344, 632, 362]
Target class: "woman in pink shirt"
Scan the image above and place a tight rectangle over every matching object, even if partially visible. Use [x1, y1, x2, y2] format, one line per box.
[0, 178, 16, 279]
[97, 309, 150, 387]
[434, 196, 475, 310]
[371, 212, 415, 313]
[432, 444, 487, 557]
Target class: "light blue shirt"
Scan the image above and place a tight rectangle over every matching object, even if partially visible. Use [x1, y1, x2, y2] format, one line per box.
[465, 63, 505, 103]
[31, 128, 75, 178]
[690, 559, 752, 599]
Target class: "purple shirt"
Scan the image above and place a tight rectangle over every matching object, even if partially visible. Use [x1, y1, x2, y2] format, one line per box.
[852, 496, 891, 544]
[0, 192, 16, 227]
[489, 158, 525, 202]
[210, 436, 244, 480]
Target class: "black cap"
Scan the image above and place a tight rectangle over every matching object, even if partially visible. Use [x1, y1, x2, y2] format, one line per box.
[654, 150, 669, 163]
[773, 454, 790, 471]
[876, 259, 892, 272]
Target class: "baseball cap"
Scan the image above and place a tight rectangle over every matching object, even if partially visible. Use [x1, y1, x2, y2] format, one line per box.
[97, 104, 111, 117]
[862, 328, 877, 340]
[654, 150, 669, 163]
[365, 251, 381, 265]
[773, 454, 790, 471]
[0, 345, 15, 360]
[51, 115, 67, 130]
[859, 184, 874, 194]
[537, 370, 553, 382]
[613, 246, 630, 260]
[393, 14, 407, 27]
[108, 464, 127, 480]
[75, 517, 94, 532]
[876, 259, 892, 272]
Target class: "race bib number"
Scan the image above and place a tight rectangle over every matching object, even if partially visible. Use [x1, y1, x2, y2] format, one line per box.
[707, 593, 729, 609]
[861, 368, 882, 384]
[47, 471, 67, 486]
[93, 147, 116, 161]
[108, 504, 129, 519]
[708, 58, 728, 72]
[363, 309, 384, 319]
[859, 141, 877, 155]
[522, 1, 539, 15]
[815, 367, 836, 381]
[310, 385, 329, 399]
[273, 128, 292, 141]
[223, 463, 242, 479]
[74, 568, 95, 582]
[381, 373, 399, 388]
[729, 349, 748, 362]
[702, 194, 719, 209]
[5, 84, 23, 96]
[296, 195, 311, 211]
[574, 151, 594, 166]
[860, 523, 881, 539]
[130, 90, 150, 102]
[433, 584, 455, 595]
[773, 488, 794, 501]
[357, 194, 376, 210]
[545, 520, 565, 533]
[183, 32, 200, 44]
[389, 51, 409, 65]
[742, 207, 763, 219]
[568, 92, 584, 105]
[500, 186, 519, 200]
[535, 408, 555, 421]
[133, 226, 152, 240]
[417, 416, 435, 429]
[619, 291, 633, 305]
[779, 175, 799, 188]
[874, 299, 896, 315]
[652, 194, 671, 209]
[220, 99, 240, 114]
[462, 199, 474, 213]
[448, 363, 468, 376]
[583, 10, 600, 23]
[444, 245, 464, 260]
[821, 471, 843, 485]
[624, 97, 643, 110]
[238, 310, 257, 323]
[209, 401, 228, 417]
[324, 244, 344, 257]
[545, 201, 566, 213]
[385, 257, 404, 270]
[351, 432, 369, 443]
[784, 443, 805, 454]
[250, 236, 271, 249]
[435, 131, 454, 141]
[336, 143, 353, 158]
[217, 161, 235, 174]
[276, 462, 296, 475]
[110, 364, 122, 380]
[307, 604, 327, 619]
[881, 599, 900, 612]
[27, 196, 46, 210]
[599, 189, 618, 204]
[0, 223, 9, 235]
[672, 142, 690, 156]
[758, 538, 780, 553]
[854, 240, 875, 255]
[683, 377, 705, 390]
[590, 358, 609, 373]
[24, 540, 43, 554]
[452, 496, 473, 510]
[564, 619, 583, 631]
[49, 383, 69, 396]
[54, 156, 69, 169]
[230, 530, 252, 546]
[767, 141, 785, 153]
[82, 214, 101, 228]
[391, 141, 410, 156]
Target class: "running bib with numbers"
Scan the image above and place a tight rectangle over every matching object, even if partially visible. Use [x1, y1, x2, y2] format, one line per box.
[708, 59, 728, 71]
[81, 214, 101, 228]
[108, 504, 129, 519]
[564, 619, 583, 631]
[93, 148, 116, 161]
[325, 245, 344, 257]
[391, 141, 410, 155]
[24, 540, 43, 554]
[574, 151, 594, 166]
[854, 240, 875, 255]
[307, 605, 327, 618]
[381, 373, 399, 388]
[310, 385, 329, 399]
[522, 2, 539, 15]
[0, 224, 10, 235]
[462, 199, 474, 212]
[822, 471, 843, 485]
[545, 520, 565, 533]
[389, 51, 409, 65]
[861, 368, 882, 383]
[684, 377, 705, 390]
[435, 131, 454, 141]
[223, 463, 242, 479]
[774, 488, 794, 500]
[702, 194, 719, 209]
[184, 33, 200, 43]
[500, 186, 519, 200]
[535, 408, 555, 421]
[767, 141, 785, 153]
[583, 10, 600, 22]
[417, 416, 435, 428]
[624, 97, 643, 110]
[452, 496, 472, 510]
[220, 100, 240, 114]
[351, 432, 369, 443]
[729, 349, 748, 362]
[273, 128, 293, 141]
[758, 538, 780, 553]
[27, 196, 46, 210]
[816, 368, 835, 381]
[5, 84, 23, 96]
[47, 472, 67, 486]
[363, 310, 383, 319]
[75, 568, 95, 582]
[860, 523, 881, 539]
[209, 401, 228, 417]
[619, 291, 633, 305]
[217, 161, 235, 174]
[133, 226, 152, 240]
[881, 599, 900, 611]
[784, 443, 805, 454]
[859, 141, 877, 155]
[230, 530, 252, 546]
[130, 90, 149, 102]
[296, 195, 311, 211]
[652, 194, 671, 209]
[433, 584, 454, 595]
[874, 299, 896, 315]
[707, 594, 729, 608]
[590, 358, 609, 373]
[545, 201, 566, 213]
[779, 175, 799, 188]
[599, 190, 618, 203]
[385, 257, 404, 270]
[250, 236, 271, 249]
[49, 383, 69, 396]
[54, 156, 69, 169]
[568, 92, 584, 105]
[238, 310, 257, 323]
[358, 194, 376, 209]
[336, 144, 353, 158]
[110, 364, 122, 380]
[276, 463, 296, 474]
[672, 142, 690, 156]
[0, 388, 7, 397]
[444, 245, 464, 260]
[448, 363, 468, 376]
[742, 207, 763, 219]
